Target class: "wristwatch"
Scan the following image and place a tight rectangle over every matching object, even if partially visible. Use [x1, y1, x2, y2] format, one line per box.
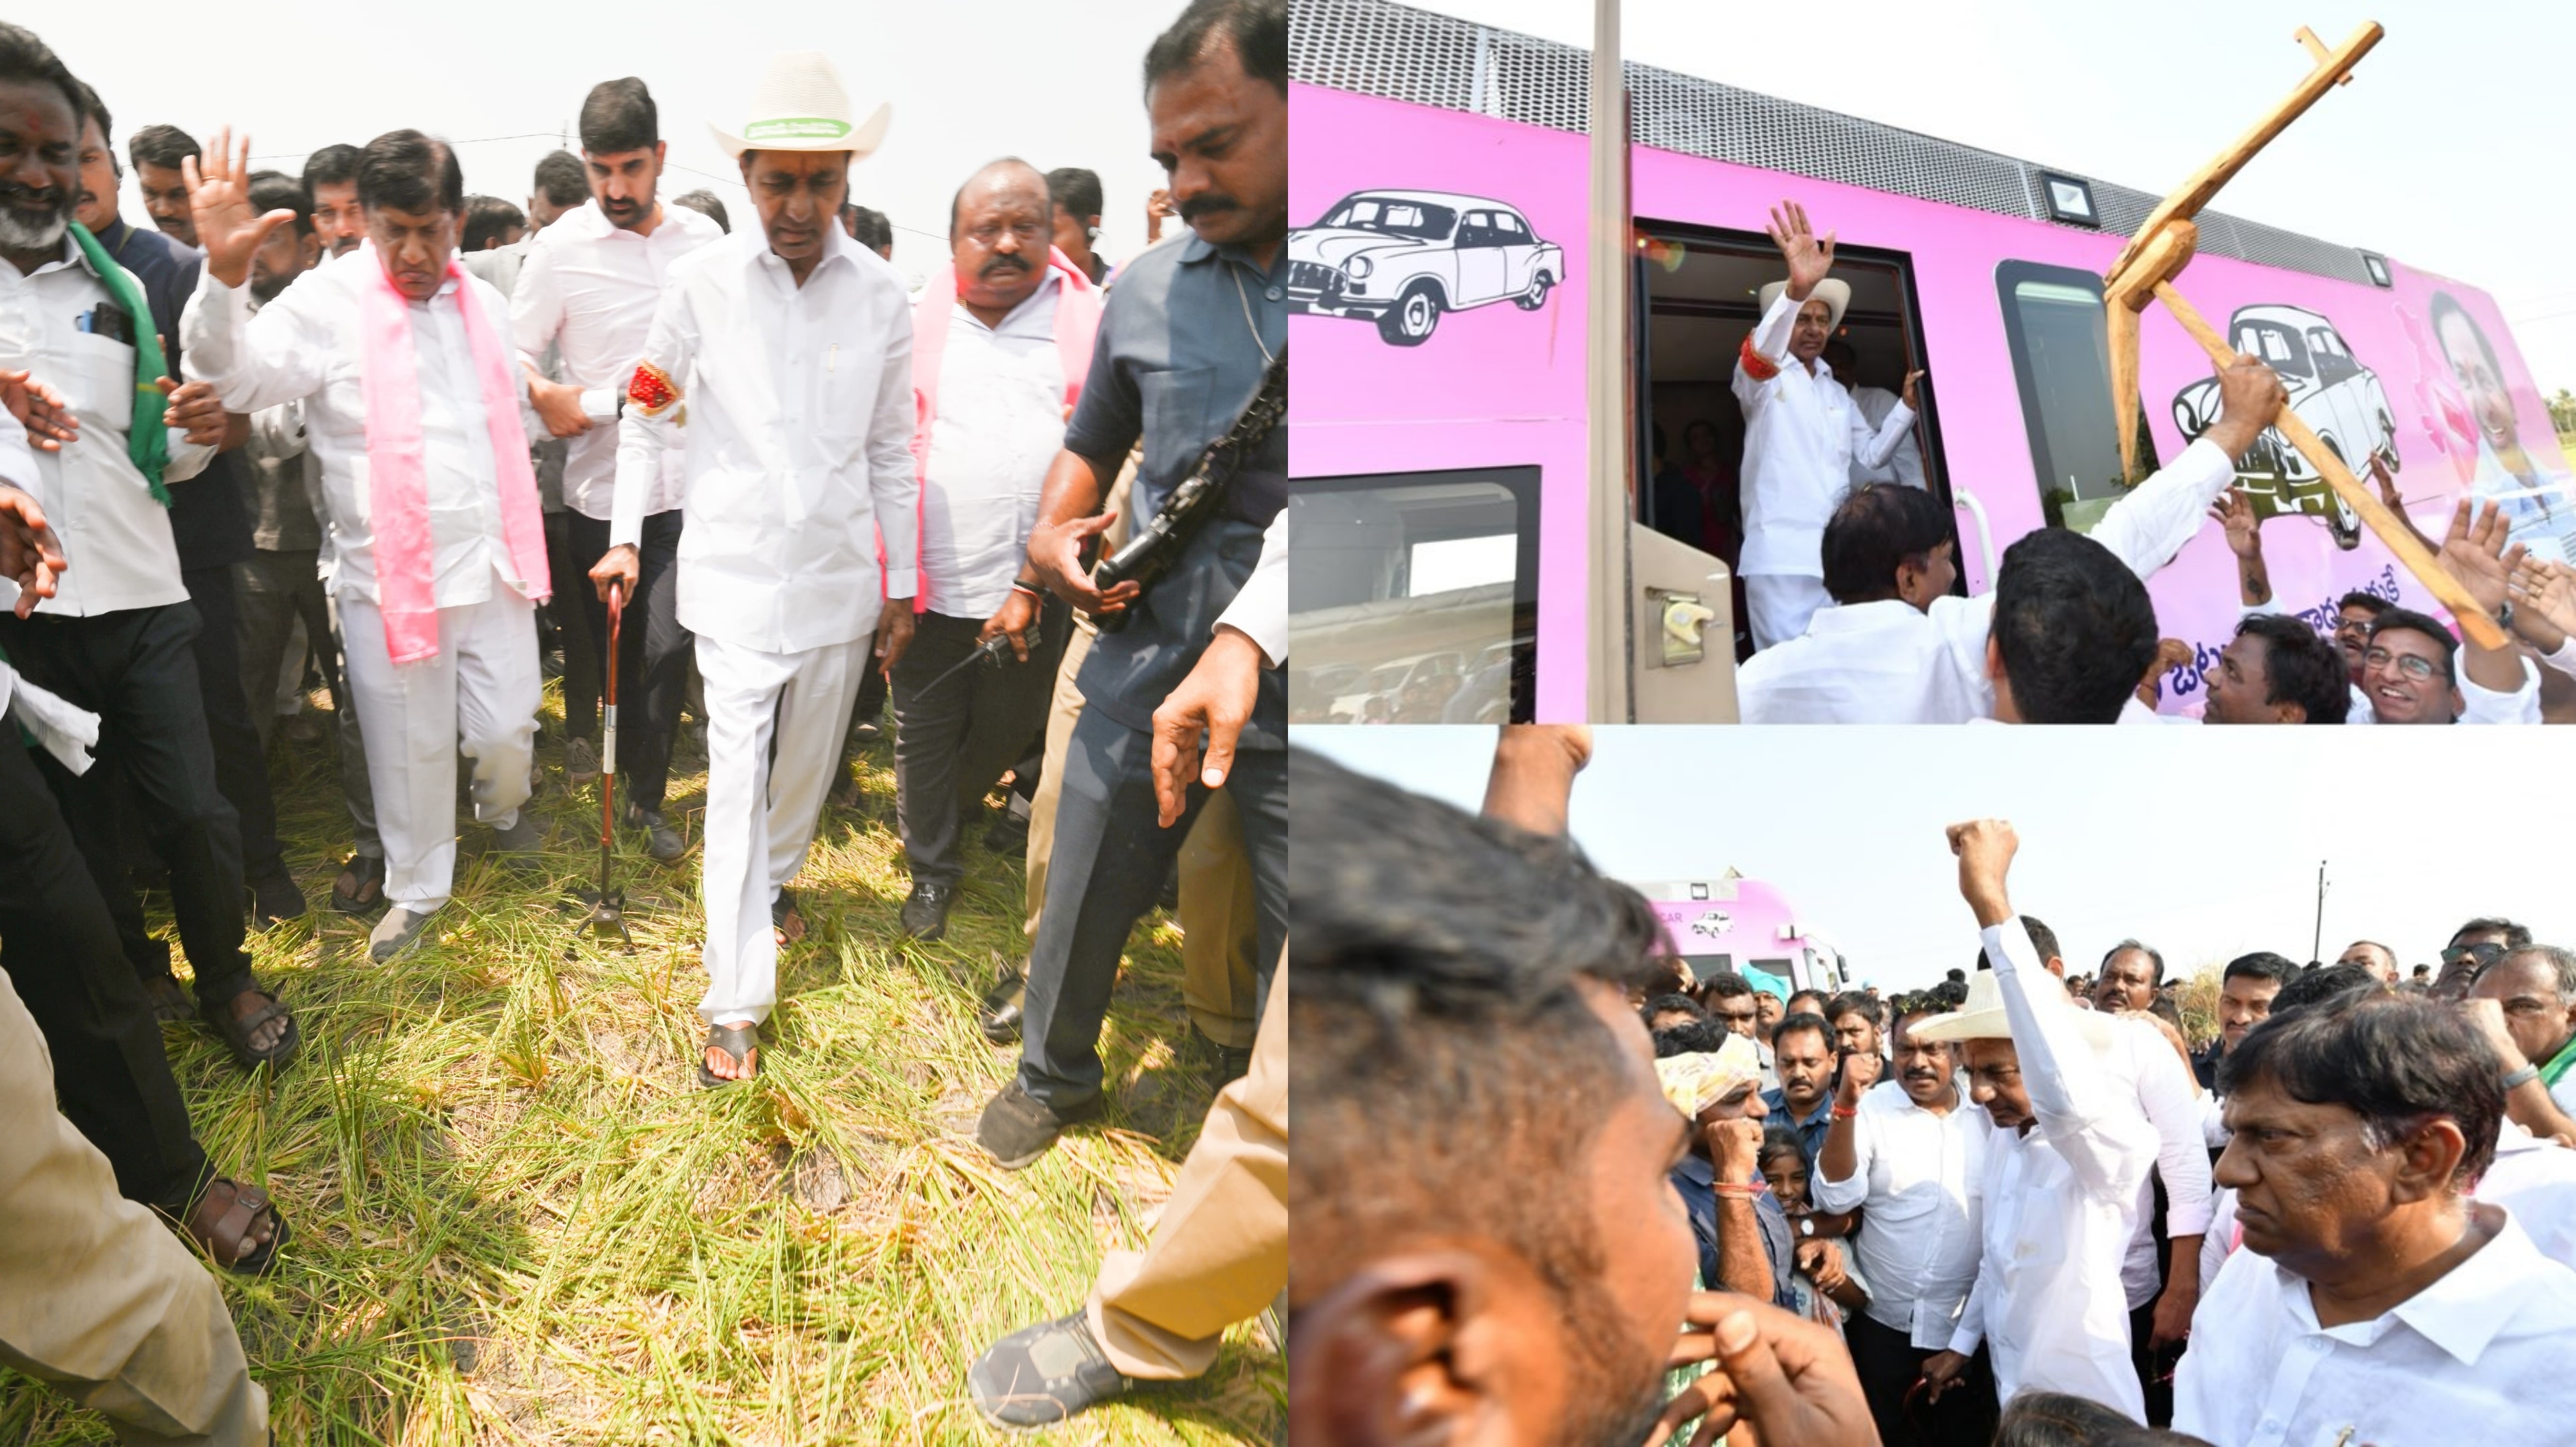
[2502, 1063, 2541, 1091]
[1799, 1217, 1816, 1238]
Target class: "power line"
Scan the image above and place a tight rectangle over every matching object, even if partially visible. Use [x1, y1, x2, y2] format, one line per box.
[250, 130, 566, 161]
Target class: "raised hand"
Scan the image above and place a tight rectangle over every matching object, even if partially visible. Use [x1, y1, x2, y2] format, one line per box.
[0, 368, 78, 451]
[1899, 368, 1925, 411]
[2212, 487, 2262, 560]
[1765, 199, 1836, 301]
[2205, 354, 2289, 461]
[2434, 497, 2522, 616]
[1947, 818, 2018, 927]
[181, 126, 297, 291]
[1836, 1042, 1883, 1104]
[2510, 556, 2576, 649]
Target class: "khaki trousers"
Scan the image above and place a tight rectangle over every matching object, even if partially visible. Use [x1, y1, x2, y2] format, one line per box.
[0, 965, 266, 1445]
[1087, 957, 1287, 1379]
[1024, 622, 1259, 1048]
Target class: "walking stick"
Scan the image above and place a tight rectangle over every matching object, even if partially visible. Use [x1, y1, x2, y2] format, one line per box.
[579, 577, 635, 949]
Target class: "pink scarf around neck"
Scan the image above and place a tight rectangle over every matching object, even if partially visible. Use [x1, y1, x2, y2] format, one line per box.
[357, 244, 552, 664]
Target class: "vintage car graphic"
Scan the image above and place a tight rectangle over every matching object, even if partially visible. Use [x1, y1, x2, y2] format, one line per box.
[1286, 189, 1564, 346]
[1687, 911, 1735, 940]
[2172, 303, 2398, 551]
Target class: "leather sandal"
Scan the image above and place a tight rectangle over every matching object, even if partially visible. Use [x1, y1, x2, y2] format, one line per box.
[770, 888, 807, 949]
[139, 972, 194, 1024]
[331, 852, 387, 915]
[698, 1021, 760, 1088]
[182, 1177, 289, 1276]
[204, 985, 300, 1074]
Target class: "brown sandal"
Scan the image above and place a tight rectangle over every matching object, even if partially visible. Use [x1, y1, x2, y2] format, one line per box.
[332, 852, 386, 915]
[203, 985, 300, 1074]
[771, 888, 807, 949]
[139, 972, 193, 1024]
[698, 1021, 761, 1088]
[182, 1177, 289, 1276]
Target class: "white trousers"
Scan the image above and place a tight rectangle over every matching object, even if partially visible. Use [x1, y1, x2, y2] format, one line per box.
[696, 632, 870, 1026]
[338, 589, 540, 911]
[1744, 573, 1832, 652]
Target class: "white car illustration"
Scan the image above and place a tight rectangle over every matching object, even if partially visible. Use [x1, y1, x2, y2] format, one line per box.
[1287, 189, 1564, 347]
[1688, 911, 1734, 940]
[2172, 304, 2399, 550]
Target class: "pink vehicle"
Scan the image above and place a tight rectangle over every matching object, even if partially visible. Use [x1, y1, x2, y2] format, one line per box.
[1639, 874, 1848, 997]
[1287, 0, 2576, 722]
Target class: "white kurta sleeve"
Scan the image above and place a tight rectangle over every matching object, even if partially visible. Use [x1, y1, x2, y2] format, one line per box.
[2085, 439, 2237, 582]
[2125, 1026, 2215, 1238]
[1852, 398, 1917, 471]
[1731, 290, 1804, 415]
[179, 267, 329, 414]
[2460, 654, 2542, 724]
[866, 304, 920, 601]
[1214, 507, 1287, 665]
[1985, 920, 2153, 1201]
[1809, 1105, 1874, 1215]
[507, 236, 564, 374]
[610, 279, 697, 552]
[1946, 1274, 1987, 1357]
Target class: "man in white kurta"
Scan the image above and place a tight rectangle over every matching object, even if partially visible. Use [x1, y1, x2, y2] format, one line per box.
[1915, 822, 2160, 1424]
[601, 54, 912, 1083]
[1733, 200, 1917, 650]
[183, 131, 548, 963]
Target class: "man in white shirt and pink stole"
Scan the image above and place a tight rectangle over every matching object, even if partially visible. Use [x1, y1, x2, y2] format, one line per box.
[890, 158, 1099, 943]
[1913, 820, 2159, 1424]
[513, 77, 723, 862]
[183, 128, 552, 966]
[598, 53, 914, 1088]
[2176, 988, 2576, 1446]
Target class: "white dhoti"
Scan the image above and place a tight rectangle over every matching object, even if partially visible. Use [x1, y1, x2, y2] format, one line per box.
[695, 632, 871, 1026]
[337, 589, 540, 911]
[1744, 573, 1832, 652]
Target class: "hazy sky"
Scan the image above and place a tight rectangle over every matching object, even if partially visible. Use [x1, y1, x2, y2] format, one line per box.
[50, 2, 1184, 291]
[1387, 0, 2576, 398]
[1299, 725, 2576, 991]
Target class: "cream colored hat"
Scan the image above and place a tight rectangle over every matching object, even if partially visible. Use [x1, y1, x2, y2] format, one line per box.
[1908, 967, 2119, 1050]
[710, 51, 892, 159]
[1757, 277, 1850, 333]
[1654, 1033, 1764, 1118]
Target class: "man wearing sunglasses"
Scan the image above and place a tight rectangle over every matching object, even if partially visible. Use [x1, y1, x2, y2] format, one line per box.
[2433, 917, 2531, 1001]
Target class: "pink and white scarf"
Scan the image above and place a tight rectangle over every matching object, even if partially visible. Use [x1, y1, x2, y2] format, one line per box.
[357, 244, 552, 663]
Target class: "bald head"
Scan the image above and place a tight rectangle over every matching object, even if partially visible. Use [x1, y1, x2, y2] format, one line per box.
[951, 156, 1053, 323]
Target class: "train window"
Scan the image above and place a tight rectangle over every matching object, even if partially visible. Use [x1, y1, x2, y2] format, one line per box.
[1996, 261, 2160, 534]
[1288, 466, 1540, 725]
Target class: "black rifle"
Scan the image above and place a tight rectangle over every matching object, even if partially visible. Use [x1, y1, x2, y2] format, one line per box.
[1091, 348, 1287, 633]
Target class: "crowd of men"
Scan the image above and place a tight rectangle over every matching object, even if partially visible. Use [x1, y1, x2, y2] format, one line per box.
[1293, 725, 2576, 1446]
[1691, 200, 2576, 725]
[0, 1, 1285, 1438]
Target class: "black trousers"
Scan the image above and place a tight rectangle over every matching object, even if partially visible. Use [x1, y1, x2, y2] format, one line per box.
[563, 510, 690, 814]
[0, 731, 210, 1212]
[544, 510, 602, 742]
[0, 605, 256, 1010]
[890, 603, 1066, 887]
[182, 564, 284, 876]
[1015, 709, 1286, 1114]
[1846, 1308, 1999, 1447]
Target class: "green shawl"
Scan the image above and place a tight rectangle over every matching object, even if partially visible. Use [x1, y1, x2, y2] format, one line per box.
[63, 221, 171, 505]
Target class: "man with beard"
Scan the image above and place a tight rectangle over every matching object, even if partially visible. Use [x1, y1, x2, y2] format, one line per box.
[888, 159, 1096, 941]
[2194, 951, 2296, 1091]
[2176, 993, 2576, 1444]
[1289, 747, 1876, 1447]
[0, 42, 302, 1075]
[2095, 939, 2163, 1014]
[302, 142, 364, 259]
[1815, 990, 1998, 1446]
[183, 127, 554, 965]
[598, 52, 916, 1084]
[978, 0, 1289, 1169]
[519, 78, 722, 860]
[1762, 1011, 1837, 1165]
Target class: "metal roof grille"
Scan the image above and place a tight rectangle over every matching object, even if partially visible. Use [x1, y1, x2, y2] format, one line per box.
[1291, 0, 2376, 284]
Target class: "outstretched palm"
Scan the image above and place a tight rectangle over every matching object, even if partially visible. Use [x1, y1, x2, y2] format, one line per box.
[2435, 497, 2522, 615]
[1765, 198, 1835, 299]
[181, 126, 295, 291]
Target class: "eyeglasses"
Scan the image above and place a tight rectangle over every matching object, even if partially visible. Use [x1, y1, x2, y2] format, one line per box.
[2363, 646, 2442, 682]
[2442, 942, 2507, 969]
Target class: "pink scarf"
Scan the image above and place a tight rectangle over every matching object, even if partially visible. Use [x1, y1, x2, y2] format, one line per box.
[904, 247, 1101, 612]
[357, 245, 552, 663]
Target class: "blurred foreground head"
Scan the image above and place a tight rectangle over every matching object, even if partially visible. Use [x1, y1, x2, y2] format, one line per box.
[1288, 749, 1691, 1446]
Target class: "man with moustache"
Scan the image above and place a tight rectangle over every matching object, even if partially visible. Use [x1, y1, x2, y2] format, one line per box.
[517, 78, 722, 860]
[889, 159, 1097, 940]
[0, 43, 305, 1076]
[126, 123, 199, 248]
[1814, 991, 1998, 1446]
[597, 52, 915, 1086]
[978, 0, 1290, 1169]
[302, 143, 364, 259]
[183, 127, 554, 966]
[2193, 951, 2296, 1091]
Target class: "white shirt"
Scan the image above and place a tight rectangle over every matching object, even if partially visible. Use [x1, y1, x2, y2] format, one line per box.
[0, 238, 212, 617]
[612, 224, 918, 654]
[1812, 1076, 1990, 1349]
[920, 272, 1066, 619]
[2103, 1014, 2217, 1310]
[182, 246, 531, 609]
[2175, 1205, 2576, 1447]
[509, 200, 722, 520]
[2473, 1121, 2576, 1267]
[1733, 291, 1915, 578]
[1949, 920, 2160, 1422]
[1848, 383, 1926, 488]
[1216, 507, 1286, 666]
[1742, 438, 2239, 724]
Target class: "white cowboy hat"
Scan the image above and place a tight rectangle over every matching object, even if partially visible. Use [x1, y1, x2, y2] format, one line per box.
[1757, 277, 1850, 333]
[1908, 967, 2120, 1051]
[709, 51, 892, 159]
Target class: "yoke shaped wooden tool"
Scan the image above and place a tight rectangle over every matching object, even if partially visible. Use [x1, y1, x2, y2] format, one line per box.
[2099, 21, 2506, 649]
